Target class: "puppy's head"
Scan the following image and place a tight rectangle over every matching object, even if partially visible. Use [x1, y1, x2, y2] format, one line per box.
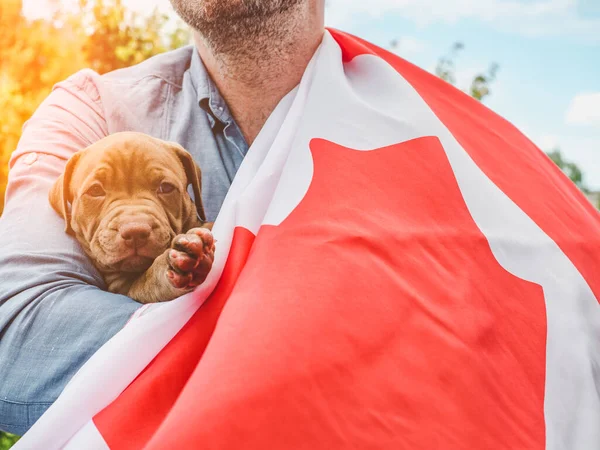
[49, 132, 206, 274]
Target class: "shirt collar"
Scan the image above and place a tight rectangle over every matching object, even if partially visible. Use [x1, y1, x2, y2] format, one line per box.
[190, 48, 233, 129]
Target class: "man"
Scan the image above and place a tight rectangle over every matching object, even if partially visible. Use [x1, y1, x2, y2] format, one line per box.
[0, 0, 324, 435]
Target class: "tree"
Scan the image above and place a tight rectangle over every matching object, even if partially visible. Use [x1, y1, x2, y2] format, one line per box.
[433, 41, 464, 86]
[0, 0, 190, 215]
[0, 0, 87, 215]
[546, 148, 590, 194]
[77, 0, 191, 75]
[0, 431, 19, 450]
[434, 41, 499, 102]
[1, 0, 190, 445]
[468, 63, 499, 102]
[429, 42, 596, 205]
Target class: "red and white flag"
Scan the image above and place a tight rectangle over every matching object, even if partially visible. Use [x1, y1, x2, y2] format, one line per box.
[16, 30, 600, 449]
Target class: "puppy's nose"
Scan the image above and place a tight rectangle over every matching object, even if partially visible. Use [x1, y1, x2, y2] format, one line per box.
[120, 223, 151, 248]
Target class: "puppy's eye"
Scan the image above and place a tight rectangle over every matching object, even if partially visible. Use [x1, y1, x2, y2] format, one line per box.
[158, 182, 176, 194]
[85, 184, 105, 197]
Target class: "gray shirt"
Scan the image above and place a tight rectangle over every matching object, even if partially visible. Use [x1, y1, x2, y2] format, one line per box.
[0, 46, 247, 435]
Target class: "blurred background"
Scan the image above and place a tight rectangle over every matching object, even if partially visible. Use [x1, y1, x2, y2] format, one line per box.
[1, 0, 599, 217]
[0, 0, 598, 444]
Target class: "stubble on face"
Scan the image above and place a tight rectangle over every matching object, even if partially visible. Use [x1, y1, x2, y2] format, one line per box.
[169, 0, 304, 56]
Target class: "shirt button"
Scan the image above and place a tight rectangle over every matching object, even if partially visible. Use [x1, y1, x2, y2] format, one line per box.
[23, 152, 38, 165]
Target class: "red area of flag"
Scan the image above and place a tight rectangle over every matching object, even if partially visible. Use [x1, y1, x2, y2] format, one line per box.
[94, 227, 256, 449]
[87, 28, 597, 448]
[120, 136, 544, 449]
[333, 30, 600, 303]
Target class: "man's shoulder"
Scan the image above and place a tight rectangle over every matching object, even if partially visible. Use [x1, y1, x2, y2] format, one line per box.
[101, 45, 195, 88]
[62, 45, 195, 100]
[54, 45, 195, 135]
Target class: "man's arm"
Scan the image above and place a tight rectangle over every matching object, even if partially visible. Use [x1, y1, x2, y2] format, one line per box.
[0, 71, 140, 436]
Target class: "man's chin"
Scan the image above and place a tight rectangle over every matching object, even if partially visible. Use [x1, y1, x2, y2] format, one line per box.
[170, 0, 303, 48]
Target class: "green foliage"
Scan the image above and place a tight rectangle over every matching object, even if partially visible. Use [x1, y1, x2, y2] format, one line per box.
[0, 0, 190, 213]
[546, 148, 590, 194]
[77, 0, 191, 74]
[0, 0, 88, 215]
[434, 42, 464, 85]
[0, 431, 19, 450]
[434, 42, 499, 102]
[429, 41, 596, 204]
[468, 63, 499, 101]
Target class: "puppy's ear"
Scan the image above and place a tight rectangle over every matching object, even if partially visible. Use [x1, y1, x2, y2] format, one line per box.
[169, 143, 207, 222]
[49, 152, 82, 235]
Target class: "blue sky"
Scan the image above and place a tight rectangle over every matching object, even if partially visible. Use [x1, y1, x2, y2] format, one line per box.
[26, 0, 600, 189]
[325, 0, 600, 189]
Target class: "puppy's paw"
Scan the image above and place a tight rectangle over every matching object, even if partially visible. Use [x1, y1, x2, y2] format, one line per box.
[166, 227, 215, 290]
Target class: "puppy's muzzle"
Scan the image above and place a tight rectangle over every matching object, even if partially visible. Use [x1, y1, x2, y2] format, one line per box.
[119, 221, 152, 249]
[96, 212, 170, 273]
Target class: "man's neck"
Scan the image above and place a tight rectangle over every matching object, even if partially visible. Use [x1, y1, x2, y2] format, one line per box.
[194, 2, 324, 145]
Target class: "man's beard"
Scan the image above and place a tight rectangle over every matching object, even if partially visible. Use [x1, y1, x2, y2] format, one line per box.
[169, 0, 304, 55]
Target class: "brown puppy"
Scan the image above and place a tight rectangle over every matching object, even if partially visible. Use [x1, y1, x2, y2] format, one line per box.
[49, 132, 215, 304]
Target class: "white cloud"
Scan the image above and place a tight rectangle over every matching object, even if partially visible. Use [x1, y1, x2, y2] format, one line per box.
[23, 0, 173, 20]
[526, 132, 600, 190]
[325, 0, 600, 42]
[535, 134, 561, 150]
[390, 36, 427, 55]
[566, 92, 600, 127]
[25, 0, 600, 42]
[558, 136, 600, 190]
[452, 65, 501, 92]
[124, 0, 172, 13]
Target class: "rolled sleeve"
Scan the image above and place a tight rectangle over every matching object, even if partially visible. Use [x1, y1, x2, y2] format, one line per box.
[0, 71, 140, 435]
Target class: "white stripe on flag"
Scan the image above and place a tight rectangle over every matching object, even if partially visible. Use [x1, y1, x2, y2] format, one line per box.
[14, 41, 313, 450]
[63, 421, 108, 450]
[262, 35, 600, 448]
[14, 30, 600, 449]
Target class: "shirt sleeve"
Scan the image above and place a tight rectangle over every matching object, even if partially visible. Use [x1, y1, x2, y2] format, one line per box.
[0, 70, 140, 435]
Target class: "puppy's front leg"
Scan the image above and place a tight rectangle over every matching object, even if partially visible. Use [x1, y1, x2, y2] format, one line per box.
[128, 227, 216, 304]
